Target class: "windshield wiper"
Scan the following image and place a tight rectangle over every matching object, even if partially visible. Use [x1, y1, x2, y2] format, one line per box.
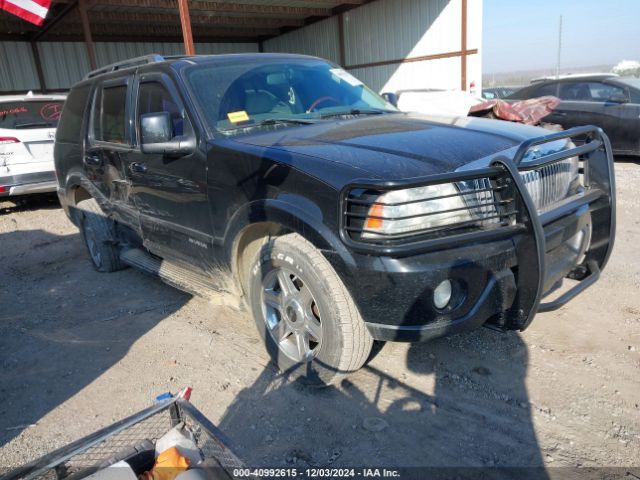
[256, 118, 318, 126]
[224, 118, 317, 132]
[320, 108, 393, 119]
[14, 122, 55, 129]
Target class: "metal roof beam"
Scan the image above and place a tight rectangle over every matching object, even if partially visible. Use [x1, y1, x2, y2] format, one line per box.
[31, 0, 78, 40]
[62, 9, 305, 28]
[0, 32, 259, 42]
[45, 21, 278, 38]
[89, 0, 332, 17]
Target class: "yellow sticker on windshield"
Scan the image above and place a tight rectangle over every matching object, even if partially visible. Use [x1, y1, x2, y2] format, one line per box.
[227, 110, 250, 123]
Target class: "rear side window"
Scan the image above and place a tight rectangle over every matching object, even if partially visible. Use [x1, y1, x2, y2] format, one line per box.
[93, 84, 128, 144]
[57, 86, 89, 143]
[0, 100, 64, 130]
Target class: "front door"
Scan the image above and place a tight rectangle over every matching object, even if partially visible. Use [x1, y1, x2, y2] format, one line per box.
[126, 73, 213, 267]
[553, 81, 632, 153]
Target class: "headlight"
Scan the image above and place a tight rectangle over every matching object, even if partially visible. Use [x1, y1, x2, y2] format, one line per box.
[360, 181, 498, 239]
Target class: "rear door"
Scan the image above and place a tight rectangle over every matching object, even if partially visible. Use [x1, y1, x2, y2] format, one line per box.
[86, 75, 139, 227]
[594, 81, 640, 154]
[126, 72, 212, 266]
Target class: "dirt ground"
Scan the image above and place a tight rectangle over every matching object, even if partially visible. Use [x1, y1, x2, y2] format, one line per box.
[1, 161, 639, 473]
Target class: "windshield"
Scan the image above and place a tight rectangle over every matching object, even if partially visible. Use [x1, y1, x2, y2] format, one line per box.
[185, 58, 396, 136]
[0, 100, 64, 130]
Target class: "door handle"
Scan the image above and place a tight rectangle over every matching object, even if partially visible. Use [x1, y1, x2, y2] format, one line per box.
[129, 162, 148, 174]
[84, 154, 102, 166]
[553, 112, 567, 117]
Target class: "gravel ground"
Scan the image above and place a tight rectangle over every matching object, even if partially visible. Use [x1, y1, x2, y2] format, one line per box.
[0, 161, 639, 472]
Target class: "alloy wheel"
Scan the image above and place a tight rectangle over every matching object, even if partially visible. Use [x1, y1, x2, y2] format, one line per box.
[261, 267, 322, 363]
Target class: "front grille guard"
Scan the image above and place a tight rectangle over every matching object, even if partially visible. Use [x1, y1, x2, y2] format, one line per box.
[339, 125, 616, 329]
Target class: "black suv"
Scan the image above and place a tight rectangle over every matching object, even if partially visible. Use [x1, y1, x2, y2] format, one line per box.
[55, 53, 616, 384]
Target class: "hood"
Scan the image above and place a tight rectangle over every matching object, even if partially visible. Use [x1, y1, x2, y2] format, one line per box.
[231, 113, 549, 181]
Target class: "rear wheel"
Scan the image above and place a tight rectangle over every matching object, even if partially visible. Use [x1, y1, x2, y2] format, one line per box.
[247, 233, 373, 385]
[77, 198, 127, 273]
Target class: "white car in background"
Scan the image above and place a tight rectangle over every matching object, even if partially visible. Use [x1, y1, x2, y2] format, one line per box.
[0, 92, 66, 198]
[390, 89, 484, 117]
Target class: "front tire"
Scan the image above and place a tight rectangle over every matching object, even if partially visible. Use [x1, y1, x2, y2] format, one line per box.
[247, 233, 373, 385]
[77, 198, 126, 273]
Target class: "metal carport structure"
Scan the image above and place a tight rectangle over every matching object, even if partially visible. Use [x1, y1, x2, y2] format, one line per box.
[0, 0, 482, 95]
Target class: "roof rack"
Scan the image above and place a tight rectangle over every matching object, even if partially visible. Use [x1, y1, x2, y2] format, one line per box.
[84, 54, 165, 79]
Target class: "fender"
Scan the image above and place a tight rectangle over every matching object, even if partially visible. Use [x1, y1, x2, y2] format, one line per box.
[60, 169, 111, 224]
[61, 169, 143, 239]
[222, 196, 358, 272]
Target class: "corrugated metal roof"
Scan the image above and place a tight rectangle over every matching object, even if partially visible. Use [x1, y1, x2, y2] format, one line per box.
[95, 42, 258, 67]
[0, 41, 259, 92]
[38, 42, 91, 90]
[344, 0, 452, 66]
[0, 42, 40, 92]
[0, 0, 361, 43]
[263, 16, 340, 64]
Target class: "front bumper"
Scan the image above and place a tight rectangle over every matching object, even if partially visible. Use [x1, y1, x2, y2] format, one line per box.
[331, 126, 615, 342]
[0, 170, 57, 197]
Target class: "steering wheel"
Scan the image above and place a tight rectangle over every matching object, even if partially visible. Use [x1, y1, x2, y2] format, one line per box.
[306, 96, 341, 113]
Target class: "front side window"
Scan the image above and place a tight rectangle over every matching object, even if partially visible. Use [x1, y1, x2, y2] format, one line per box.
[93, 84, 128, 144]
[138, 81, 184, 137]
[617, 79, 640, 103]
[533, 82, 559, 97]
[185, 58, 396, 136]
[587, 82, 626, 101]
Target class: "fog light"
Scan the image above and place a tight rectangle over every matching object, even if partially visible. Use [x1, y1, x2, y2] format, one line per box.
[433, 280, 452, 309]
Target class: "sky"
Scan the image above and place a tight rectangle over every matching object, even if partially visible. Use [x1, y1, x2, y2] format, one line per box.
[483, 0, 640, 74]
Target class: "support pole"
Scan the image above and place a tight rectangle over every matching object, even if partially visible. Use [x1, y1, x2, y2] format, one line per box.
[178, 0, 195, 55]
[460, 0, 467, 91]
[78, 0, 97, 70]
[556, 15, 563, 78]
[30, 42, 47, 93]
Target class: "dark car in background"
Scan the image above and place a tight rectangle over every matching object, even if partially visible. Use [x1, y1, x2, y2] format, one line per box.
[509, 74, 640, 156]
[54, 53, 615, 385]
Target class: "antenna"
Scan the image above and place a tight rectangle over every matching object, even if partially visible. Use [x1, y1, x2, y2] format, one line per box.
[556, 15, 563, 79]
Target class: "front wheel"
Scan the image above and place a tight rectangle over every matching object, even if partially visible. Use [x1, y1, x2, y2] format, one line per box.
[247, 233, 373, 385]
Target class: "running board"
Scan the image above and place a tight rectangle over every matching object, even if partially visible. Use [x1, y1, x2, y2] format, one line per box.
[120, 248, 242, 310]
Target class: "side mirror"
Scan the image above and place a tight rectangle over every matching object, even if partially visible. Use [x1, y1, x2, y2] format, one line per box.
[381, 92, 398, 107]
[140, 112, 194, 156]
[607, 93, 628, 104]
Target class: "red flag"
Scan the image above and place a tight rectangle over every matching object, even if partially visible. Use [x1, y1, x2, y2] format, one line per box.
[1, 0, 51, 26]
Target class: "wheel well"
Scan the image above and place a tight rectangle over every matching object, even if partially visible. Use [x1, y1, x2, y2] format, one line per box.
[234, 222, 287, 297]
[73, 186, 91, 206]
[69, 186, 92, 224]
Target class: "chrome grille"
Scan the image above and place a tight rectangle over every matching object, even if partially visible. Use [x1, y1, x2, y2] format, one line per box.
[520, 157, 579, 213]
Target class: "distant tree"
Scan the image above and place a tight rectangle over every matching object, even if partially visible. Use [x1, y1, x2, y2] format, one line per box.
[612, 60, 640, 77]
